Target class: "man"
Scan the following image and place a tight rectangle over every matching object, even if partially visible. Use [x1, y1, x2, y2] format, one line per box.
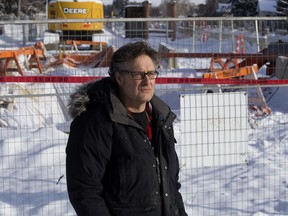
[66, 41, 188, 216]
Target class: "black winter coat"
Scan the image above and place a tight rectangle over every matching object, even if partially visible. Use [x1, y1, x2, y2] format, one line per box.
[66, 77, 187, 216]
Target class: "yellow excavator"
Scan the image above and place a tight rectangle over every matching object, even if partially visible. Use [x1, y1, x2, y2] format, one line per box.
[48, 0, 104, 41]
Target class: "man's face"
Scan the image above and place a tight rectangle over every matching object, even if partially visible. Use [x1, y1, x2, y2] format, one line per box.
[115, 55, 157, 112]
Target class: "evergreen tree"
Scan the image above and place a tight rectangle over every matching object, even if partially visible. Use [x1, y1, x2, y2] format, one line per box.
[276, 0, 288, 16]
[0, 0, 18, 16]
[231, 0, 258, 16]
[0, 0, 45, 17]
[112, 0, 129, 17]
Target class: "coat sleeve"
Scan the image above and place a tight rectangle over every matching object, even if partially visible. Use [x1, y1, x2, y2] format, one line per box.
[173, 134, 188, 216]
[175, 174, 188, 216]
[66, 110, 113, 216]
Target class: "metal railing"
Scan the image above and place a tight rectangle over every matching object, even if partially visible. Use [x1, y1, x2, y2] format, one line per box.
[0, 16, 288, 215]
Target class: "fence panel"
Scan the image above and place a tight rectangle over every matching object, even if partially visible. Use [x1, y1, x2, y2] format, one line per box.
[0, 17, 288, 215]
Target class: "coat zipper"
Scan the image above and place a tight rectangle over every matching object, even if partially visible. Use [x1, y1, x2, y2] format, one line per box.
[155, 156, 161, 184]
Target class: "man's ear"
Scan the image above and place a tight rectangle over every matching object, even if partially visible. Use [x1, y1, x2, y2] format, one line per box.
[115, 72, 124, 86]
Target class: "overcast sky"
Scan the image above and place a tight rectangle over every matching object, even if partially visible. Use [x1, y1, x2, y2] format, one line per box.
[103, 0, 206, 7]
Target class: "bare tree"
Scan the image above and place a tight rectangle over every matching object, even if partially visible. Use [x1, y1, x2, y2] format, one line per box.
[176, 0, 196, 17]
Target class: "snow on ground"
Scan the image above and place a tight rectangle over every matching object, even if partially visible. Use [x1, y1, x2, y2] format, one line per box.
[1, 22, 288, 215]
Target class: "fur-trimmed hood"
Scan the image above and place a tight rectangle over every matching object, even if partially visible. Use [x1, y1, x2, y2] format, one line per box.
[68, 82, 93, 119]
[68, 78, 110, 119]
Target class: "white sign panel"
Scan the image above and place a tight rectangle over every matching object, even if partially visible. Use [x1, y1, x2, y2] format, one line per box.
[180, 92, 248, 168]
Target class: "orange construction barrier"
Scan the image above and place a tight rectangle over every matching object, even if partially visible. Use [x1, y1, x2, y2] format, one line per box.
[0, 42, 46, 76]
[209, 34, 245, 72]
[203, 64, 258, 79]
[66, 40, 107, 51]
[45, 45, 115, 69]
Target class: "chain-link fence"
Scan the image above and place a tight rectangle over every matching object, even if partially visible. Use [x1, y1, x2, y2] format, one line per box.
[1, 16, 288, 215]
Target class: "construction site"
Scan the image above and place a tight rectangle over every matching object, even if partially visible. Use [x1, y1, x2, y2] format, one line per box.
[1, 1, 288, 215]
[1, 22, 287, 115]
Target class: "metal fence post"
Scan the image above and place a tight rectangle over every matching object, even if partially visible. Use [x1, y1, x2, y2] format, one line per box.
[255, 19, 260, 52]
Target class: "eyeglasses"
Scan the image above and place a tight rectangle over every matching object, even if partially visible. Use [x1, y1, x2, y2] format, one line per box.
[119, 70, 159, 80]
